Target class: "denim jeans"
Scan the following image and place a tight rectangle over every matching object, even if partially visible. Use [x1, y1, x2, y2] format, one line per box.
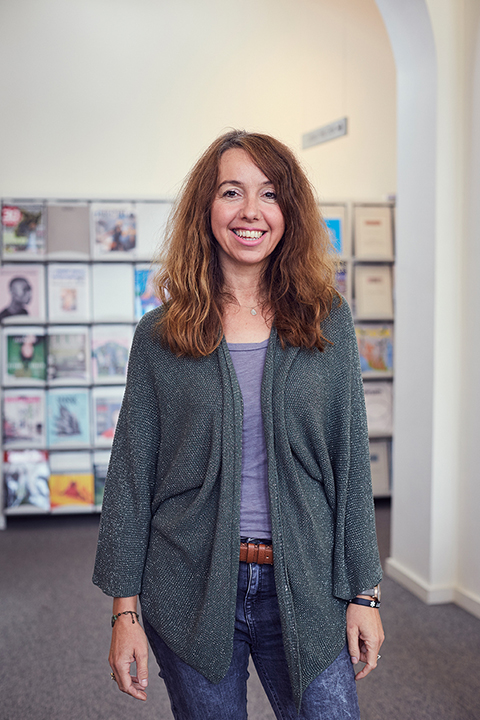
[143, 562, 360, 719]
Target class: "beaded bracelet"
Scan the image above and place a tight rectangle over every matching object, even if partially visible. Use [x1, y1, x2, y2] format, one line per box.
[111, 610, 140, 627]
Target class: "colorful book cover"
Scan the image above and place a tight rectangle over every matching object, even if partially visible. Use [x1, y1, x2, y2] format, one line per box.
[355, 324, 393, 374]
[2, 389, 46, 448]
[3, 326, 47, 385]
[91, 202, 136, 258]
[3, 449, 50, 511]
[91, 325, 133, 383]
[1, 202, 46, 257]
[47, 264, 90, 322]
[93, 450, 110, 507]
[335, 263, 348, 297]
[92, 387, 124, 447]
[49, 451, 94, 509]
[0, 264, 45, 323]
[47, 388, 90, 447]
[134, 265, 161, 320]
[325, 217, 342, 255]
[47, 327, 90, 384]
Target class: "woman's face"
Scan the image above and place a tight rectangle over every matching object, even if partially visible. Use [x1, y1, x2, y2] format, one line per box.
[210, 148, 285, 274]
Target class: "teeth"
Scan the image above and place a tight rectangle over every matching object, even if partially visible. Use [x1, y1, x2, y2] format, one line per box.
[234, 229, 264, 239]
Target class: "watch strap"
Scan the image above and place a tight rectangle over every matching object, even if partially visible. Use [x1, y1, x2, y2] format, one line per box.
[349, 597, 381, 609]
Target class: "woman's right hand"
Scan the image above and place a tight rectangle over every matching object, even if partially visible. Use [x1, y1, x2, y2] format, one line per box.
[109, 611, 149, 701]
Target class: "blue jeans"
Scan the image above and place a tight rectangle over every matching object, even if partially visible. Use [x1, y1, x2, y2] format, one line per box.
[143, 562, 360, 719]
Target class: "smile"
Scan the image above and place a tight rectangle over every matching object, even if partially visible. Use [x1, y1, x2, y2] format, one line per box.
[232, 229, 265, 239]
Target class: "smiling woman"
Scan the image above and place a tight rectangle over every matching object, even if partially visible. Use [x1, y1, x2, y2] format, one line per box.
[93, 130, 384, 720]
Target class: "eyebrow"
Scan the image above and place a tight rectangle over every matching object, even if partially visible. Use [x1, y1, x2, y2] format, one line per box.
[217, 179, 274, 189]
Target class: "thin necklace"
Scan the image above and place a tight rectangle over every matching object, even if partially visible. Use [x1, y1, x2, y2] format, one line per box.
[238, 303, 260, 316]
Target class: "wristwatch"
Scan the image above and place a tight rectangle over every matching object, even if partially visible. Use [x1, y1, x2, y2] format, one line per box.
[349, 584, 381, 608]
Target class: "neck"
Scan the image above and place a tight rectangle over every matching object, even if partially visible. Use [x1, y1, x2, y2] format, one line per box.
[220, 259, 265, 308]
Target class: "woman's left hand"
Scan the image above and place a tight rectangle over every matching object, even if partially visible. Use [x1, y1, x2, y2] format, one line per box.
[346, 602, 384, 679]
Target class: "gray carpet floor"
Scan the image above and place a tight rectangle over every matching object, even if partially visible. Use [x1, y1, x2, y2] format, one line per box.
[1, 500, 479, 720]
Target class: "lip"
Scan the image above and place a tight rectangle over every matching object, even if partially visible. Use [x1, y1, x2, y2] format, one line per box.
[229, 228, 267, 247]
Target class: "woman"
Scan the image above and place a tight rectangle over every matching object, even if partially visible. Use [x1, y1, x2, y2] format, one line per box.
[93, 130, 384, 719]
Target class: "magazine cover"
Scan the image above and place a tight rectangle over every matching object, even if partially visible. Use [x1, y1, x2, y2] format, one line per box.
[47, 326, 90, 384]
[47, 264, 90, 322]
[91, 325, 133, 383]
[369, 440, 391, 497]
[92, 386, 124, 447]
[136, 202, 172, 261]
[134, 264, 161, 320]
[2, 389, 46, 448]
[49, 451, 94, 510]
[363, 381, 393, 436]
[354, 206, 393, 259]
[47, 388, 90, 447]
[93, 449, 110, 508]
[334, 263, 348, 298]
[91, 264, 134, 322]
[1, 202, 46, 258]
[3, 449, 50, 512]
[46, 203, 90, 259]
[91, 202, 136, 259]
[2, 326, 47, 385]
[321, 204, 349, 257]
[354, 264, 394, 320]
[0, 264, 46, 323]
[355, 324, 393, 375]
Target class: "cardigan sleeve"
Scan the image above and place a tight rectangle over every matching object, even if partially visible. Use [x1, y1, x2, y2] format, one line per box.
[92, 315, 161, 598]
[330, 301, 383, 599]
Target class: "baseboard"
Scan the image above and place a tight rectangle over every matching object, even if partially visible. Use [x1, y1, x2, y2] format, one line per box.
[453, 588, 480, 620]
[385, 557, 455, 604]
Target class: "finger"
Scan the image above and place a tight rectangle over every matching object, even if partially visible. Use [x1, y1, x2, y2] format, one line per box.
[110, 662, 147, 701]
[346, 625, 361, 665]
[354, 646, 379, 680]
[135, 648, 149, 690]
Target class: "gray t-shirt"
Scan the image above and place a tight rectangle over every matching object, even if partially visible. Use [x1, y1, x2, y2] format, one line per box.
[228, 339, 271, 539]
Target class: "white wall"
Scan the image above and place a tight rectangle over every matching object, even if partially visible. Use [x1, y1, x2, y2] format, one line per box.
[377, 0, 480, 619]
[0, 0, 396, 200]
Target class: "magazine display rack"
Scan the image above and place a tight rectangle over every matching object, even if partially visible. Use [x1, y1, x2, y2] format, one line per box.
[0, 198, 394, 528]
[322, 201, 395, 499]
[0, 199, 172, 528]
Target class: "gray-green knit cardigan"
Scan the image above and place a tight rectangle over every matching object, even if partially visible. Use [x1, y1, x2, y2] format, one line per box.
[93, 298, 382, 709]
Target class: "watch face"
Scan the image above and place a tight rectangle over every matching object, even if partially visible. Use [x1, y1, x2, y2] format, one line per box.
[375, 584, 381, 602]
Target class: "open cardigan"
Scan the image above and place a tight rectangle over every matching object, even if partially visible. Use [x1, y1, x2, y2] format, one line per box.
[93, 298, 382, 709]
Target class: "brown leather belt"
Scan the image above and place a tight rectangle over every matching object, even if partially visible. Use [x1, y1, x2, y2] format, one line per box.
[239, 541, 273, 565]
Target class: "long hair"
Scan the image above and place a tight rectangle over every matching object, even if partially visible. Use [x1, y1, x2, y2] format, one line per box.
[152, 130, 339, 357]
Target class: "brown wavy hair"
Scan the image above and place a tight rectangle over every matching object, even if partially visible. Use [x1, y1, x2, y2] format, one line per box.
[152, 129, 339, 357]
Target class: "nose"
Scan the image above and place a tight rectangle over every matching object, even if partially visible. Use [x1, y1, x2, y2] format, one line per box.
[240, 193, 261, 221]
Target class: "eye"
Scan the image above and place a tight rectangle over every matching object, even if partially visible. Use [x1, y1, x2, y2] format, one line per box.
[222, 188, 240, 199]
[262, 190, 277, 201]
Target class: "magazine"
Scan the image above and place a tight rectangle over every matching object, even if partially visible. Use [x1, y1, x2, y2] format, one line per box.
[369, 440, 391, 497]
[47, 388, 90, 447]
[1, 202, 46, 258]
[2, 326, 47, 385]
[355, 324, 393, 375]
[91, 202, 136, 259]
[134, 264, 161, 320]
[47, 326, 90, 384]
[93, 449, 111, 508]
[92, 386, 124, 447]
[354, 264, 394, 319]
[91, 325, 133, 383]
[2, 389, 46, 448]
[49, 451, 94, 511]
[47, 264, 90, 323]
[321, 204, 349, 257]
[46, 203, 90, 259]
[92, 263, 134, 322]
[363, 381, 393, 436]
[3, 449, 50, 512]
[354, 206, 393, 259]
[136, 202, 172, 261]
[0, 264, 46, 324]
[334, 262, 348, 299]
